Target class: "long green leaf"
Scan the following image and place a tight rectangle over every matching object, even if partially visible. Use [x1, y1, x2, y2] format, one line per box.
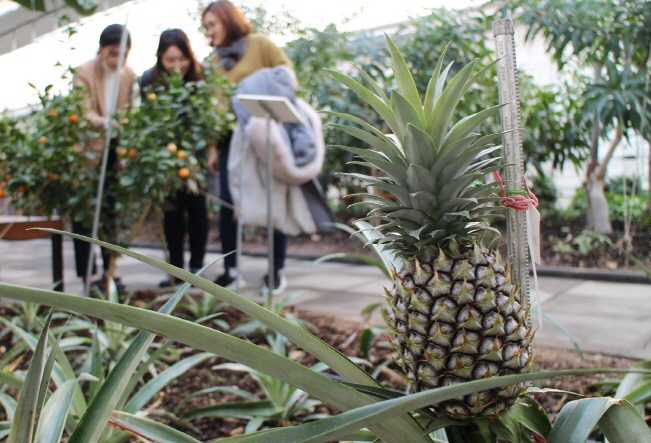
[355, 64, 391, 106]
[108, 411, 202, 443]
[426, 59, 478, 149]
[442, 104, 506, 148]
[0, 394, 16, 420]
[174, 386, 259, 415]
[500, 396, 551, 439]
[599, 399, 651, 443]
[547, 397, 615, 443]
[33, 379, 77, 443]
[0, 422, 10, 440]
[0, 281, 429, 443]
[326, 69, 401, 139]
[325, 113, 406, 165]
[385, 34, 424, 125]
[183, 400, 282, 420]
[423, 43, 451, 118]
[622, 379, 651, 407]
[313, 253, 389, 278]
[0, 372, 24, 391]
[329, 123, 406, 166]
[8, 309, 53, 443]
[215, 369, 647, 443]
[34, 324, 66, 439]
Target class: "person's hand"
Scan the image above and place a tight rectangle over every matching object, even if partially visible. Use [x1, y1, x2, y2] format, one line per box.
[207, 146, 218, 175]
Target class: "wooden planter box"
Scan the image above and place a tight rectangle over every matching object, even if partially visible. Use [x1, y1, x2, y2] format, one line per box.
[0, 215, 65, 291]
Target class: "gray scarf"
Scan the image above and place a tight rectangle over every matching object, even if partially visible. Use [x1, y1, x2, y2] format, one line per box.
[215, 37, 247, 70]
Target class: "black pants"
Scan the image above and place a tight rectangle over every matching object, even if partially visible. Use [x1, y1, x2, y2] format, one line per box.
[163, 190, 209, 270]
[72, 147, 118, 281]
[218, 137, 287, 272]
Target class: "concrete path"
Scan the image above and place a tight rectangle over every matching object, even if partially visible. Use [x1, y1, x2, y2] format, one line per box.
[1, 237, 650, 360]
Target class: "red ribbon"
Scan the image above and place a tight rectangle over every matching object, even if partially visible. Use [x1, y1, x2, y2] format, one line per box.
[493, 170, 539, 210]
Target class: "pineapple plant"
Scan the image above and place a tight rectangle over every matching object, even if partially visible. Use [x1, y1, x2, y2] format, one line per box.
[328, 37, 533, 421]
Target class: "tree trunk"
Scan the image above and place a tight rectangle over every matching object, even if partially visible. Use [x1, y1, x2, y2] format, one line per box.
[585, 124, 623, 234]
[585, 172, 612, 233]
[647, 138, 651, 212]
[585, 62, 603, 231]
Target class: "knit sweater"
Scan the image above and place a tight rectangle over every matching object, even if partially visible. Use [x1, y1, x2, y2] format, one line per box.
[208, 34, 294, 84]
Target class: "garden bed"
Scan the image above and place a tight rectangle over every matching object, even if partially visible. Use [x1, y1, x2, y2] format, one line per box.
[118, 306, 648, 441]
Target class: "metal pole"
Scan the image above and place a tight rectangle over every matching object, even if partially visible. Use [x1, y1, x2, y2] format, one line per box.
[492, 19, 530, 309]
[265, 114, 274, 299]
[235, 132, 251, 292]
[84, 22, 129, 295]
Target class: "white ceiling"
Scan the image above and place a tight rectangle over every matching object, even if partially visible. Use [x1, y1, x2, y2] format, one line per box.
[0, 0, 131, 56]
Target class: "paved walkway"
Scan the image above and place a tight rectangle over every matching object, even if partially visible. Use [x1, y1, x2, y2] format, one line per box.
[1, 237, 651, 360]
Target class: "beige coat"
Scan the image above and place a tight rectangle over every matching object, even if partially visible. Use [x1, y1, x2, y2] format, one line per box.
[227, 99, 325, 236]
[73, 55, 136, 167]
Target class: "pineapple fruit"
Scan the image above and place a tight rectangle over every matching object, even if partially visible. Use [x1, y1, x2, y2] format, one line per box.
[329, 37, 533, 420]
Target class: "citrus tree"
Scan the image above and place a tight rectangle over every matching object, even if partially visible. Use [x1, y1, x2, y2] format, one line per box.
[0, 82, 97, 219]
[1, 66, 234, 255]
[114, 67, 235, 245]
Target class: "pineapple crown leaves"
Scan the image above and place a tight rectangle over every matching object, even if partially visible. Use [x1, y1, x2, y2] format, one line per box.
[327, 35, 508, 258]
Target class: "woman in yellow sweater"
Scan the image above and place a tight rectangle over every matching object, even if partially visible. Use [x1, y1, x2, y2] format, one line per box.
[203, 0, 294, 294]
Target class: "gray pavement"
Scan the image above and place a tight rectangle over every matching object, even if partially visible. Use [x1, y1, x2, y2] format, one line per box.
[1, 237, 651, 360]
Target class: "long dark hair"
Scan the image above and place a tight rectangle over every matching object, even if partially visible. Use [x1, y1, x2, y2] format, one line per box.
[153, 28, 203, 85]
[202, 0, 252, 47]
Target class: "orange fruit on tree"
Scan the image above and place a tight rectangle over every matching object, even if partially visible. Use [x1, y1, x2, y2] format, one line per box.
[68, 113, 79, 123]
[176, 150, 187, 160]
[117, 148, 128, 157]
[38, 136, 47, 145]
[48, 109, 58, 118]
[147, 92, 157, 101]
[0, 189, 5, 198]
[17, 186, 26, 193]
[166, 142, 177, 153]
[128, 148, 137, 158]
[4, 174, 11, 181]
[178, 167, 190, 179]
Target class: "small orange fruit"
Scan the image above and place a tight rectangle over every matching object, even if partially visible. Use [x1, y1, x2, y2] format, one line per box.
[128, 148, 137, 158]
[68, 113, 79, 123]
[0, 189, 5, 198]
[147, 92, 157, 101]
[176, 150, 187, 160]
[166, 142, 177, 153]
[48, 109, 58, 118]
[38, 136, 47, 145]
[117, 148, 128, 157]
[121, 117, 129, 124]
[178, 167, 190, 179]
[17, 186, 26, 193]
[5, 174, 11, 181]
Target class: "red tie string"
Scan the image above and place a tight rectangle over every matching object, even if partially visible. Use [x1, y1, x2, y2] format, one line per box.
[493, 170, 539, 210]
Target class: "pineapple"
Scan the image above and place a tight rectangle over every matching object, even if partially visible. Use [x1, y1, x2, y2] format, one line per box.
[329, 37, 533, 420]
